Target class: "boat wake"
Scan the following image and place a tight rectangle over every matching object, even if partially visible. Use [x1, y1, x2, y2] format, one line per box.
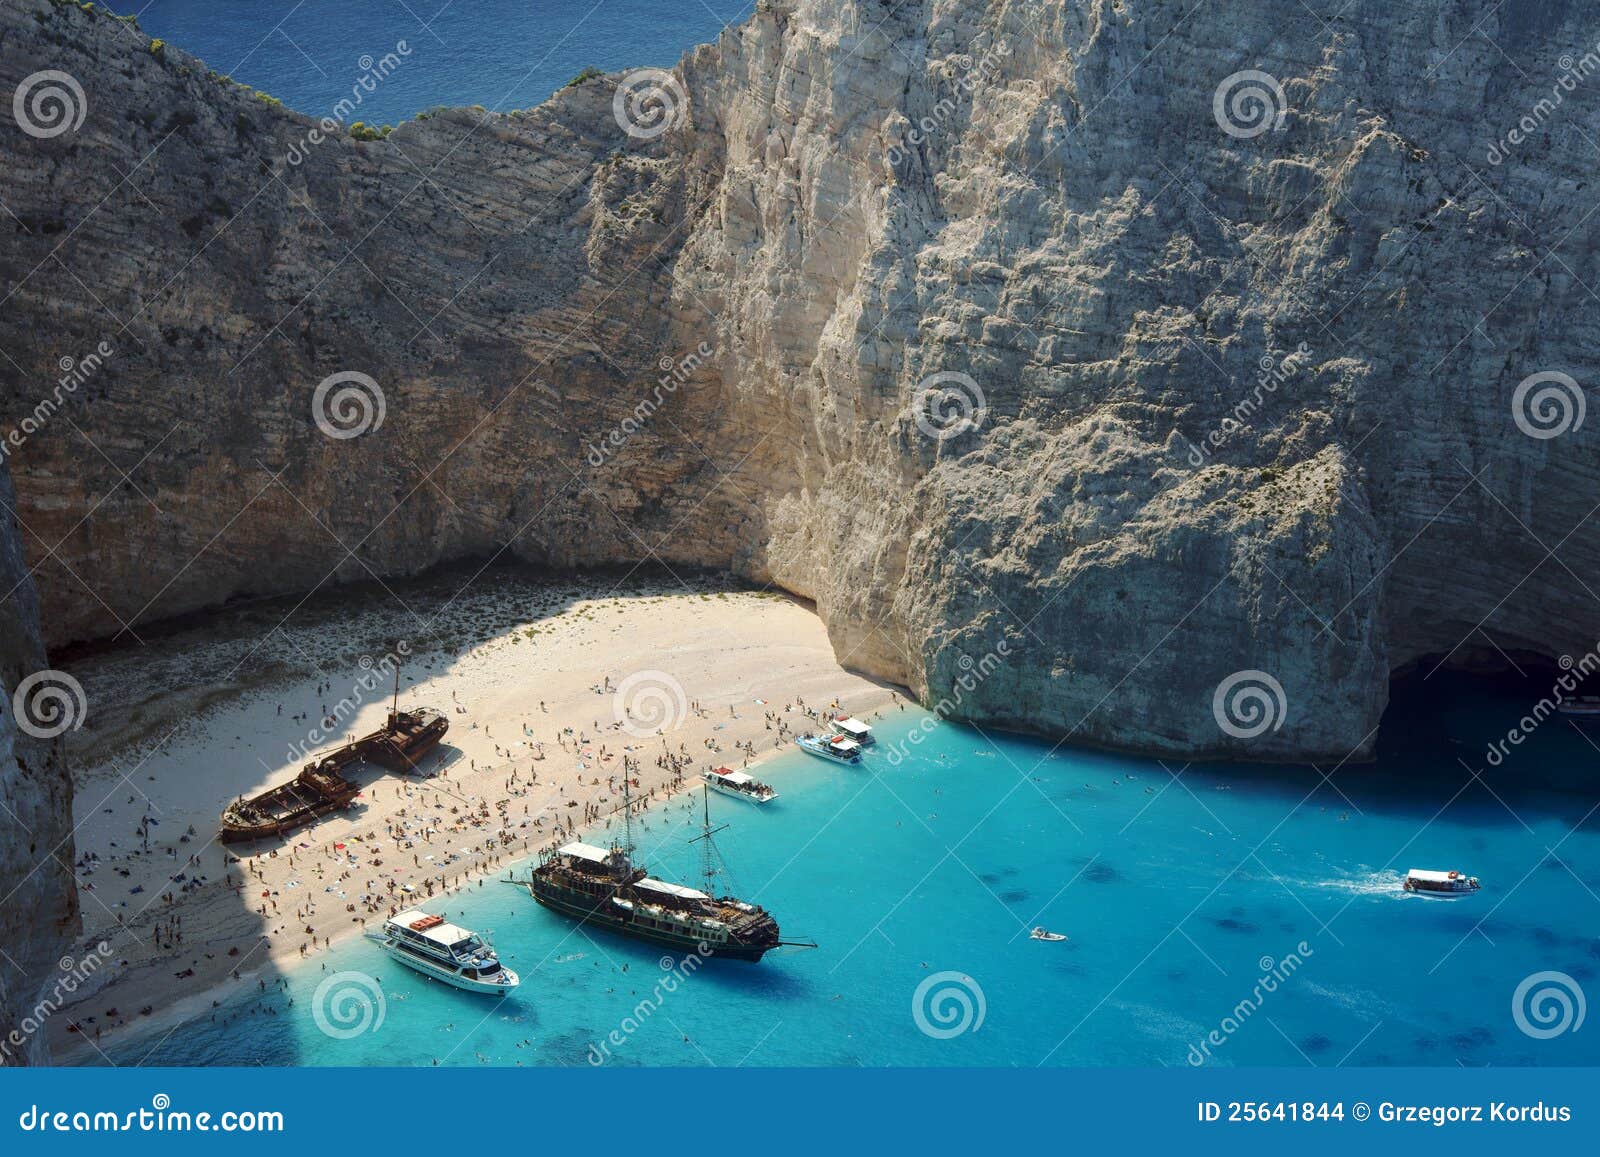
[1309, 870, 1404, 898]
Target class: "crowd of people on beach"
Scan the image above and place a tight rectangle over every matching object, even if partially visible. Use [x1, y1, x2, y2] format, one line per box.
[58, 663, 893, 1053]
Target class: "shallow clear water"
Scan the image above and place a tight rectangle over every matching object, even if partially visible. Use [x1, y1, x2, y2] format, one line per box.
[110, 678, 1600, 1068]
[103, 0, 751, 125]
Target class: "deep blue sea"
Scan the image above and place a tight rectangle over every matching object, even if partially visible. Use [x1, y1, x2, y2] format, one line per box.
[102, 0, 753, 125]
[108, 677, 1600, 1068]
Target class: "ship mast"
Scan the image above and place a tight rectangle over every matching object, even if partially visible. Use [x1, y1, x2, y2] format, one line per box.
[615, 768, 637, 874]
[692, 785, 731, 896]
[390, 663, 400, 726]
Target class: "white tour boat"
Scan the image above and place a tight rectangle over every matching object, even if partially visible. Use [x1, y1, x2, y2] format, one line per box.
[796, 732, 863, 765]
[703, 766, 778, 803]
[365, 910, 520, 994]
[1402, 869, 1481, 899]
[828, 716, 876, 747]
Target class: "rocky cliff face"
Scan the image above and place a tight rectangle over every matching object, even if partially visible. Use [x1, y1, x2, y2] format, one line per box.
[4, 0, 1599, 763]
[0, 456, 78, 1062]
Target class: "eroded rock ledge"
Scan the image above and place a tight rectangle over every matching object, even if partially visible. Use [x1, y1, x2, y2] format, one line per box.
[4, 0, 1599, 763]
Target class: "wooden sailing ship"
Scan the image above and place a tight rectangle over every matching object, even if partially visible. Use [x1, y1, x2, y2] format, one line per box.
[506, 783, 812, 962]
[220, 669, 447, 843]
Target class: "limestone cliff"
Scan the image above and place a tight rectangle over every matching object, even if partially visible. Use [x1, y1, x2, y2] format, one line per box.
[0, 456, 78, 1062]
[3, 0, 1599, 763]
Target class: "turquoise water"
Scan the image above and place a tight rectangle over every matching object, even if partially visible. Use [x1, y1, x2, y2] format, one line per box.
[110, 678, 1600, 1067]
[102, 1, 751, 124]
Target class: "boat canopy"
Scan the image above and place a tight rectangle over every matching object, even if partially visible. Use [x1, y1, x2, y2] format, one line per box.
[637, 876, 709, 900]
[833, 717, 871, 736]
[1405, 869, 1462, 882]
[389, 909, 473, 946]
[712, 769, 754, 785]
[828, 735, 861, 752]
[559, 841, 615, 864]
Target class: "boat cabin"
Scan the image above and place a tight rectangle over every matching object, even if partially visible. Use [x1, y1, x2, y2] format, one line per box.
[1403, 868, 1480, 894]
[385, 909, 488, 961]
[831, 716, 874, 744]
[374, 908, 514, 988]
[706, 767, 777, 800]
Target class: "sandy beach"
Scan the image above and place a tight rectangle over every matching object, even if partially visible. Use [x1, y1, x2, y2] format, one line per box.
[47, 569, 903, 1061]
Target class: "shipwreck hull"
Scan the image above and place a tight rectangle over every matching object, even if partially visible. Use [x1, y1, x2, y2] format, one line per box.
[220, 792, 357, 843]
[219, 709, 447, 843]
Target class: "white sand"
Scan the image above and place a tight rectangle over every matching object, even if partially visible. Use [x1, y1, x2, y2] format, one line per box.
[49, 572, 904, 1060]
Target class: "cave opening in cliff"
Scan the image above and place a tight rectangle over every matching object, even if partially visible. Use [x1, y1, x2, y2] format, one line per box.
[1377, 649, 1597, 795]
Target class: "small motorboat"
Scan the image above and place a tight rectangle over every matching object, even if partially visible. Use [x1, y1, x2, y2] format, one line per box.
[796, 733, 863, 765]
[1402, 868, 1481, 898]
[1029, 927, 1068, 942]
